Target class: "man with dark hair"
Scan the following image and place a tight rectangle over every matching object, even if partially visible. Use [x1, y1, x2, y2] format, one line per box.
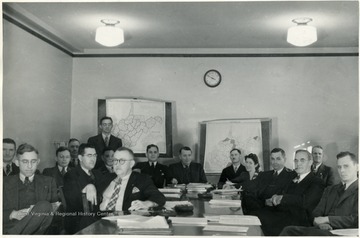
[87, 116, 122, 169]
[311, 145, 335, 186]
[98, 147, 115, 174]
[218, 148, 247, 189]
[63, 143, 115, 234]
[280, 151, 358, 236]
[169, 146, 207, 184]
[242, 147, 297, 215]
[100, 147, 165, 211]
[3, 143, 58, 234]
[257, 149, 325, 236]
[43, 146, 72, 188]
[133, 144, 171, 188]
[68, 138, 80, 167]
[3, 138, 19, 176]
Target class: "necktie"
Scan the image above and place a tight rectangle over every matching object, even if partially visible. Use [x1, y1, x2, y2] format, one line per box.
[234, 166, 238, 173]
[311, 164, 317, 173]
[151, 162, 155, 168]
[61, 167, 66, 176]
[89, 170, 95, 181]
[184, 165, 190, 184]
[294, 174, 301, 183]
[24, 177, 31, 186]
[340, 183, 346, 193]
[5, 164, 11, 175]
[105, 178, 122, 211]
[273, 170, 278, 179]
[104, 136, 109, 147]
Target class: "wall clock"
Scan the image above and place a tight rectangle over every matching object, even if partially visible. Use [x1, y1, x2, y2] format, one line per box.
[204, 69, 221, 87]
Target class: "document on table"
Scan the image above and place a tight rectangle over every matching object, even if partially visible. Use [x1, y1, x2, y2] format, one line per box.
[219, 215, 261, 225]
[116, 215, 169, 229]
[204, 215, 220, 222]
[170, 217, 207, 226]
[164, 201, 193, 210]
[212, 188, 242, 194]
[159, 188, 182, 193]
[203, 225, 249, 233]
[209, 199, 242, 207]
[330, 229, 359, 236]
[163, 193, 182, 198]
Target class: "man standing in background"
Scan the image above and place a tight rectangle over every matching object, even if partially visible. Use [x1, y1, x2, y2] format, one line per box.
[3, 138, 19, 176]
[311, 145, 335, 186]
[68, 138, 80, 167]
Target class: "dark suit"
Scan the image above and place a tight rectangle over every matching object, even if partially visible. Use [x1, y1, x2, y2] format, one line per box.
[133, 161, 170, 188]
[217, 164, 246, 188]
[3, 163, 20, 176]
[98, 164, 114, 175]
[242, 167, 296, 214]
[87, 134, 122, 169]
[168, 162, 207, 184]
[42, 166, 71, 188]
[257, 173, 325, 236]
[63, 166, 115, 234]
[280, 180, 358, 236]
[232, 171, 259, 190]
[312, 163, 336, 187]
[3, 174, 58, 234]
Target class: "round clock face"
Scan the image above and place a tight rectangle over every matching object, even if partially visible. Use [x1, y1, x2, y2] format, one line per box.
[204, 69, 221, 87]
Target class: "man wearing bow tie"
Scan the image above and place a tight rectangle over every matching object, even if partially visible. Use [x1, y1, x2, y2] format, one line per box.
[311, 145, 335, 187]
[100, 147, 165, 211]
[280, 151, 358, 236]
[256, 149, 324, 236]
[3, 143, 58, 234]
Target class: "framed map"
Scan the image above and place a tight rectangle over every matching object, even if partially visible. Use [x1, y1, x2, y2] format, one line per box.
[98, 98, 173, 157]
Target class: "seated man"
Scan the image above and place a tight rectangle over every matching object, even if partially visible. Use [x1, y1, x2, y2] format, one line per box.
[217, 148, 246, 189]
[169, 146, 207, 185]
[43, 146, 72, 188]
[68, 138, 80, 167]
[242, 148, 296, 214]
[133, 144, 171, 188]
[256, 149, 325, 236]
[98, 147, 115, 174]
[280, 151, 358, 236]
[63, 143, 115, 234]
[3, 143, 58, 234]
[3, 138, 19, 176]
[100, 147, 166, 211]
[311, 145, 335, 186]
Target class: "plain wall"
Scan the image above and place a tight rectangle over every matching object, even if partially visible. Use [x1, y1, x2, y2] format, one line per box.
[71, 56, 358, 182]
[3, 20, 73, 171]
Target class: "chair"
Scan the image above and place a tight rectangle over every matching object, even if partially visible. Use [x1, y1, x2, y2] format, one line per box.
[81, 193, 93, 213]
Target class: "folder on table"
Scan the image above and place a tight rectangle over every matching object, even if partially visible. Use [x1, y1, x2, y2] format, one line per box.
[219, 215, 261, 225]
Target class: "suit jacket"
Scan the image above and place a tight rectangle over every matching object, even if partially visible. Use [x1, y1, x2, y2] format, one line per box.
[87, 134, 122, 169]
[3, 163, 20, 176]
[257, 172, 325, 236]
[168, 162, 207, 184]
[313, 163, 335, 187]
[232, 171, 259, 190]
[217, 164, 247, 188]
[312, 180, 358, 229]
[42, 166, 71, 188]
[133, 161, 170, 188]
[121, 172, 166, 211]
[3, 174, 58, 225]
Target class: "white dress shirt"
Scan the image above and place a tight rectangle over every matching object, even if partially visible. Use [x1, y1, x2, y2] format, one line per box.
[100, 173, 131, 211]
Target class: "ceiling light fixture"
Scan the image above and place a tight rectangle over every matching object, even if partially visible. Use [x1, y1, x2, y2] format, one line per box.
[95, 19, 124, 47]
[287, 17, 317, 47]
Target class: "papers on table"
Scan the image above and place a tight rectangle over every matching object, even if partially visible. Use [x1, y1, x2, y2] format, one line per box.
[209, 199, 242, 207]
[159, 188, 182, 193]
[187, 183, 213, 189]
[164, 201, 193, 210]
[212, 188, 242, 194]
[204, 215, 220, 222]
[170, 217, 207, 226]
[219, 215, 261, 226]
[330, 229, 359, 236]
[203, 225, 249, 233]
[164, 193, 182, 198]
[115, 215, 169, 229]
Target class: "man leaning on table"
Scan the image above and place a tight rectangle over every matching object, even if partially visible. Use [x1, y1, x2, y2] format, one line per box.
[100, 147, 166, 211]
[280, 151, 358, 236]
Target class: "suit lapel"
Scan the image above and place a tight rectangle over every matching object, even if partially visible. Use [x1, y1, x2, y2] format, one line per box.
[337, 180, 358, 205]
[7, 176, 19, 209]
[123, 173, 136, 205]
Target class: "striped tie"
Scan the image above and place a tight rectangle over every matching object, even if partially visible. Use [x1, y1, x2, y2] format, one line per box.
[105, 178, 122, 211]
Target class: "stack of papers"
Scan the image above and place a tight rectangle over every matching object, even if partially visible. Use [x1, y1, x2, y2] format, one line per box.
[330, 229, 359, 236]
[170, 217, 207, 226]
[219, 215, 261, 225]
[159, 188, 181, 193]
[116, 215, 170, 229]
[187, 183, 213, 193]
[209, 199, 242, 207]
[163, 193, 182, 198]
[212, 188, 242, 194]
[203, 225, 249, 233]
[164, 201, 193, 210]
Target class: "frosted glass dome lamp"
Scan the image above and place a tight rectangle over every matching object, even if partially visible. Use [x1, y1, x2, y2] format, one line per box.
[287, 18, 317, 47]
[95, 19, 124, 47]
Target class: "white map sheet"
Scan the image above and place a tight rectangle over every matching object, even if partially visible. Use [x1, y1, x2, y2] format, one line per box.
[106, 99, 166, 153]
[204, 120, 263, 173]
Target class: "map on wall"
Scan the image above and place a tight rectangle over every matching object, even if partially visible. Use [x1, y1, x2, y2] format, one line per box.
[106, 98, 167, 154]
[204, 120, 263, 173]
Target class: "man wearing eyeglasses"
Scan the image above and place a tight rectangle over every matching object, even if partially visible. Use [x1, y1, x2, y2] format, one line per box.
[3, 143, 58, 234]
[63, 143, 115, 234]
[256, 149, 325, 236]
[100, 147, 165, 212]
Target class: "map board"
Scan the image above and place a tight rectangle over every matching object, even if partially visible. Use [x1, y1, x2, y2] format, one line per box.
[200, 119, 271, 173]
[98, 98, 173, 157]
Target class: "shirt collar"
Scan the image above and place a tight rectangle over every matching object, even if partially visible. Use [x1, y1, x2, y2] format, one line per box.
[57, 165, 68, 172]
[182, 162, 191, 168]
[102, 133, 111, 140]
[314, 163, 322, 170]
[105, 164, 113, 172]
[19, 173, 35, 183]
[80, 165, 91, 175]
[297, 171, 311, 182]
[344, 178, 358, 190]
[149, 161, 157, 166]
[275, 167, 284, 175]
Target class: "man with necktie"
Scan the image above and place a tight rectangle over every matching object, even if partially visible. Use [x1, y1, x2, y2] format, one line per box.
[98, 147, 115, 174]
[169, 146, 207, 185]
[100, 147, 165, 211]
[68, 138, 80, 167]
[3, 138, 20, 176]
[87, 116, 122, 169]
[3, 143, 58, 234]
[280, 151, 358, 236]
[311, 145, 336, 187]
[132, 144, 171, 188]
[63, 143, 115, 234]
[256, 149, 325, 235]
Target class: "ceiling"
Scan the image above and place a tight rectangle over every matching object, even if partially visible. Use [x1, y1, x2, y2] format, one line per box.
[3, 1, 359, 56]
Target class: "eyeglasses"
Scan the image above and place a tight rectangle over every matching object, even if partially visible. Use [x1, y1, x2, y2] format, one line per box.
[84, 154, 97, 158]
[20, 159, 38, 165]
[113, 159, 132, 165]
[294, 158, 310, 164]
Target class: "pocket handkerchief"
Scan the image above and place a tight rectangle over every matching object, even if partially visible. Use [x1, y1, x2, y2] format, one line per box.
[132, 187, 140, 193]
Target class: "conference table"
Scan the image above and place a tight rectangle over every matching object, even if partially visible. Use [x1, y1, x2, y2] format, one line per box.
[76, 192, 263, 236]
